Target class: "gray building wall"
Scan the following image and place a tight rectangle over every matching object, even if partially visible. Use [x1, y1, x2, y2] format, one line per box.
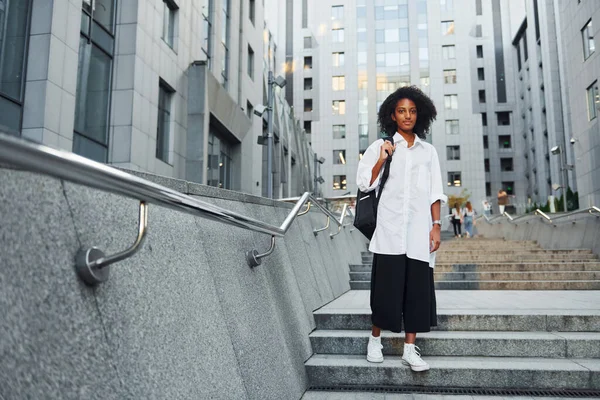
[6, 0, 313, 199]
[556, 0, 600, 208]
[0, 166, 365, 399]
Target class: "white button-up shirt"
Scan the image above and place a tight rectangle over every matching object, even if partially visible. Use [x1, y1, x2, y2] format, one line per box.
[356, 133, 447, 268]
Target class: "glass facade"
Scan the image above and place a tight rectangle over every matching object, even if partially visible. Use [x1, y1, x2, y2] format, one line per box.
[0, 0, 31, 135]
[207, 130, 233, 189]
[221, 0, 230, 87]
[74, 0, 116, 162]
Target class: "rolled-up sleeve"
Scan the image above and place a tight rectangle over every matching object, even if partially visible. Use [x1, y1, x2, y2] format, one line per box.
[430, 147, 448, 205]
[356, 139, 383, 193]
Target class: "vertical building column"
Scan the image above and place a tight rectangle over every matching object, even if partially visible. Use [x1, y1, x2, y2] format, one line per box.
[22, 0, 82, 151]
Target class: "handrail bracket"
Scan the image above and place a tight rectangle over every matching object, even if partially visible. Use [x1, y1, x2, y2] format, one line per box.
[246, 235, 276, 268]
[75, 201, 149, 285]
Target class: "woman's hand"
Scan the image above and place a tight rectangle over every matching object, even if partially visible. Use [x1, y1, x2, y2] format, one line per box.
[379, 141, 396, 162]
[430, 225, 441, 253]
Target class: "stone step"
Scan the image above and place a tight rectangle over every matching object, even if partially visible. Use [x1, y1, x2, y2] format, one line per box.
[305, 354, 600, 390]
[314, 310, 600, 332]
[438, 249, 594, 255]
[349, 271, 600, 282]
[361, 255, 598, 263]
[309, 330, 600, 358]
[349, 280, 600, 290]
[349, 262, 600, 273]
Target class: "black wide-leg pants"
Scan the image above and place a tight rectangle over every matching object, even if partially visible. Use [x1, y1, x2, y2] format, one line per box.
[370, 253, 437, 333]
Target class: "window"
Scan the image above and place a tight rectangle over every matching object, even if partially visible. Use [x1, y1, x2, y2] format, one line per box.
[202, 0, 213, 69]
[499, 135, 512, 149]
[376, 30, 384, 43]
[483, 136, 488, 149]
[482, 112, 488, 126]
[333, 175, 347, 190]
[162, 0, 178, 49]
[246, 101, 253, 119]
[484, 159, 490, 173]
[475, 24, 482, 37]
[333, 150, 346, 165]
[444, 70, 457, 84]
[332, 76, 345, 91]
[207, 129, 233, 189]
[333, 125, 346, 139]
[220, 0, 231, 88]
[385, 28, 399, 43]
[0, 0, 31, 135]
[446, 120, 459, 135]
[441, 20, 455, 36]
[582, 19, 595, 60]
[156, 80, 174, 163]
[247, 45, 254, 79]
[303, 36, 312, 49]
[444, 95, 458, 110]
[332, 100, 346, 115]
[448, 172, 462, 187]
[359, 124, 369, 149]
[332, 52, 345, 67]
[331, 5, 343, 20]
[478, 68, 485, 81]
[332, 28, 344, 43]
[357, 5, 366, 18]
[304, 99, 313, 112]
[497, 112, 511, 126]
[503, 181, 514, 195]
[479, 89, 486, 103]
[486, 182, 491, 197]
[476, 0, 482, 15]
[501, 158, 514, 172]
[302, 0, 308, 27]
[476, 45, 483, 58]
[249, 0, 255, 25]
[447, 146, 460, 160]
[440, 0, 453, 12]
[304, 56, 312, 69]
[586, 81, 599, 120]
[442, 45, 456, 60]
[74, 0, 117, 162]
[304, 121, 311, 134]
[304, 78, 313, 90]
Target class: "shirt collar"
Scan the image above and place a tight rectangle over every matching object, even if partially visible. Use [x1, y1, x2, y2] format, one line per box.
[393, 132, 422, 148]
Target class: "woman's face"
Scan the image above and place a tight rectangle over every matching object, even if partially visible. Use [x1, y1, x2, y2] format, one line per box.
[391, 98, 417, 133]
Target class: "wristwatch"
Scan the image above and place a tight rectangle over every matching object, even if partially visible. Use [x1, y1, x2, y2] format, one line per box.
[432, 220, 442, 226]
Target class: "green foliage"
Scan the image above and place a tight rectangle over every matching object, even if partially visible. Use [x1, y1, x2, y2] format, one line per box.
[525, 188, 579, 213]
[448, 189, 471, 209]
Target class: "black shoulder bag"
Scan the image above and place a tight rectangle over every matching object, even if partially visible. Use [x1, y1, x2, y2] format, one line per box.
[353, 138, 393, 240]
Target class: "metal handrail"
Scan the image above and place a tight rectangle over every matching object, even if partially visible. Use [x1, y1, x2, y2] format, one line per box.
[329, 204, 348, 238]
[0, 133, 347, 283]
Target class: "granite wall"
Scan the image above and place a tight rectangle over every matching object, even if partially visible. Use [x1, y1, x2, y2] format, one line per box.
[476, 214, 600, 256]
[0, 167, 366, 400]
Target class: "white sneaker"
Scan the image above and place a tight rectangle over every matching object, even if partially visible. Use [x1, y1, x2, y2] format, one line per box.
[402, 343, 429, 372]
[366, 335, 383, 363]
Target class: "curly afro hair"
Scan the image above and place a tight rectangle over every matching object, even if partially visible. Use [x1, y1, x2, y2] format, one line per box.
[377, 85, 437, 140]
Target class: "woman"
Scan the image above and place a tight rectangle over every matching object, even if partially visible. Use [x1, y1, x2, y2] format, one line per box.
[451, 204, 462, 238]
[356, 86, 446, 372]
[463, 201, 475, 238]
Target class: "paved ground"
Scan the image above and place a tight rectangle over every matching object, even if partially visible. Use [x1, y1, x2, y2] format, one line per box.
[303, 394, 599, 400]
[317, 290, 600, 315]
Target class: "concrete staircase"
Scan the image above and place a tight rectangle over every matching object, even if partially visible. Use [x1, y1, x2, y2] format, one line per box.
[350, 239, 600, 290]
[304, 290, 600, 393]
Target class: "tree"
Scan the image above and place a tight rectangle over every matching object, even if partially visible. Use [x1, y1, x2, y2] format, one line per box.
[447, 189, 471, 211]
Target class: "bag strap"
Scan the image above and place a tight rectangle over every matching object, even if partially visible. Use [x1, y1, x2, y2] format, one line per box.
[377, 137, 394, 198]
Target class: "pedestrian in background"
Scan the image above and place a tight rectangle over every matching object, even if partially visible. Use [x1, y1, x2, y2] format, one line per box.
[497, 189, 508, 215]
[463, 201, 475, 238]
[451, 204, 462, 238]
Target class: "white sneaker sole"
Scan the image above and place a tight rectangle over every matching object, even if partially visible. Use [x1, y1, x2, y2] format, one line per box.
[366, 355, 384, 363]
[402, 360, 430, 372]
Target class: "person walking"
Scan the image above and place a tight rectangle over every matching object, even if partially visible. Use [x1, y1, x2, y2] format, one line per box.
[356, 86, 446, 372]
[497, 189, 508, 215]
[451, 204, 463, 238]
[463, 201, 475, 238]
